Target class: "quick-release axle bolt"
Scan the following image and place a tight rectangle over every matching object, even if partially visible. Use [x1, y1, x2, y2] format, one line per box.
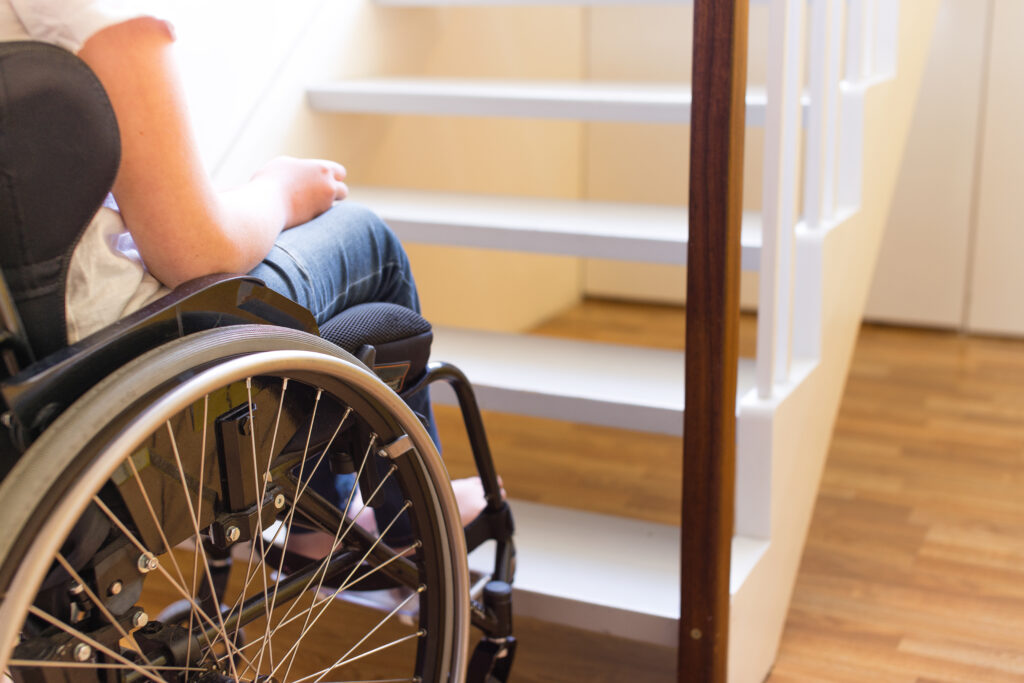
[73, 643, 92, 662]
[137, 553, 158, 573]
[225, 526, 241, 544]
[274, 494, 286, 510]
[132, 611, 149, 629]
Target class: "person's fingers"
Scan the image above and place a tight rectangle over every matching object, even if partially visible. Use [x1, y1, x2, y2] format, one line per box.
[310, 158, 346, 181]
[335, 180, 349, 200]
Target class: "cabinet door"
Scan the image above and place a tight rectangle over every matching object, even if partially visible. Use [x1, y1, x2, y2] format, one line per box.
[865, 0, 988, 329]
[967, 0, 1024, 336]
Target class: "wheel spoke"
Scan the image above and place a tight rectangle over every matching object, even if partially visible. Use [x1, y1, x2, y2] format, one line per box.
[266, 496, 411, 683]
[90, 496, 256, 676]
[230, 462, 400, 666]
[53, 553, 155, 669]
[88, 497, 237, 663]
[236, 392, 359, 682]
[248, 377, 278, 675]
[296, 585, 422, 683]
[9, 661, 204, 673]
[227, 543, 418, 663]
[164, 422, 245, 682]
[250, 388, 325, 676]
[263, 388, 332, 672]
[258, 456, 392, 655]
[227, 378, 287, 657]
[25, 606, 167, 683]
[122, 454, 216, 665]
[259, 433, 378, 646]
[291, 630, 426, 683]
[188, 393, 211, 676]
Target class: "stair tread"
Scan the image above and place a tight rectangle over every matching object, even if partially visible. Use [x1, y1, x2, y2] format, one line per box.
[353, 186, 763, 268]
[430, 328, 757, 435]
[309, 78, 793, 125]
[468, 499, 768, 646]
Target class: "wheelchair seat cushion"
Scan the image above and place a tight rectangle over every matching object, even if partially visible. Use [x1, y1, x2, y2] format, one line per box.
[319, 302, 432, 394]
[0, 42, 121, 357]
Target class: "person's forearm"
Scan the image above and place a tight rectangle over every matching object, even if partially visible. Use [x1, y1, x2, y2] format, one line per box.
[79, 17, 346, 289]
[114, 176, 290, 288]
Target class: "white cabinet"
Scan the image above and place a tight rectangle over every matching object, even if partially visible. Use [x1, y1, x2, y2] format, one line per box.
[867, 0, 1024, 337]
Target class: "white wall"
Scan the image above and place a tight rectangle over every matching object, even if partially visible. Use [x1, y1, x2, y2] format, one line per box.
[154, 0, 326, 176]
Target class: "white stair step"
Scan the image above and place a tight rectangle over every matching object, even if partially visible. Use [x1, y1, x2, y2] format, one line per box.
[309, 79, 803, 126]
[430, 328, 757, 436]
[354, 187, 763, 269]
[469, 500, 768, 647]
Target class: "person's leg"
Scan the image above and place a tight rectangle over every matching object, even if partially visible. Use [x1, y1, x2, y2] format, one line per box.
[249, 202, 434, 545]
[248, 201, 420, 323]
[249, 200, 439, 439]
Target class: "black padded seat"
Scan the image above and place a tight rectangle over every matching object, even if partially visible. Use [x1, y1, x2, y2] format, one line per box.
[319, 302, 432, 394]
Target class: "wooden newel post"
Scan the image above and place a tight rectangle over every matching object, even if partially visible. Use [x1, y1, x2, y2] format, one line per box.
[680, 0, 748, 681]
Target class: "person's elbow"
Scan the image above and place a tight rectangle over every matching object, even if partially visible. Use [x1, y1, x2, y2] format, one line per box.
[137, 219, 269, 289]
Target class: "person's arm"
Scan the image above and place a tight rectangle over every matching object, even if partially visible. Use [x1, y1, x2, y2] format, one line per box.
[77, 17, 348, 288]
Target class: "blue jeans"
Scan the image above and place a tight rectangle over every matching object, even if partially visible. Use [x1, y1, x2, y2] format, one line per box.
[248, 202, 421, 322]
[249, 202, 435, 544]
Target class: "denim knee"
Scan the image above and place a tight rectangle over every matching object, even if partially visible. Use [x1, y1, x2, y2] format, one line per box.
[343, 203, 418, 311]
[347, 204, 410, 269]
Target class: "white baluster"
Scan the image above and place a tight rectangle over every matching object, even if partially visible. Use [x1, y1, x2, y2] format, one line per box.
[804, 0, 842, 229]
[756, 0, 805, 398]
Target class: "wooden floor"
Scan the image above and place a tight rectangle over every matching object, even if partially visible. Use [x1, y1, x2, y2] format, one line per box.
[769, 323, 1024, 682]
[437, 299, 1024, 682]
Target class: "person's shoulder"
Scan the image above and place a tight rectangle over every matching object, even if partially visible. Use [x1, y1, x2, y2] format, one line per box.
[7, 0, 168, 53]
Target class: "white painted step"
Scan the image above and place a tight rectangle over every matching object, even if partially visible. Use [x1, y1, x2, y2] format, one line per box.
[468, 500, 768, 647]
[430, 328, 757, 436]
[309, 79, 804, 126]
[353, 187, 763, 269]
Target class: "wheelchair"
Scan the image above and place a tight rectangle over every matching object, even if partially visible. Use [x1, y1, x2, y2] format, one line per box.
[0, 42, 515, 683]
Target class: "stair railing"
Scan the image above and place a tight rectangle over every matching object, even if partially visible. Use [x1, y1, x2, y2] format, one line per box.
[681, 0, 748, 679]
[683, 1, 902, 679]
[756, 0, 899, 398]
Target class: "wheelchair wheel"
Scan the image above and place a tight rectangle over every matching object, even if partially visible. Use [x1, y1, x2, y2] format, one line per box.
[0, 326, 470, 683]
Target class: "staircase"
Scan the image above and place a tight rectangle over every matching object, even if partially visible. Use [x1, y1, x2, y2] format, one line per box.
[185, 0, 941, 679]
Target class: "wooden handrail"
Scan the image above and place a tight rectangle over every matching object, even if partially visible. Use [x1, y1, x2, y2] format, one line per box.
[680, 0, 747, 681]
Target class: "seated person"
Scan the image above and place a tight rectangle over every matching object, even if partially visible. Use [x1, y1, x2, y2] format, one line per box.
[0, 0, 496, 534]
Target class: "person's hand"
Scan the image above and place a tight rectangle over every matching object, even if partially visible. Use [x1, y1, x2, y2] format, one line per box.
[251, 156, 349, 229]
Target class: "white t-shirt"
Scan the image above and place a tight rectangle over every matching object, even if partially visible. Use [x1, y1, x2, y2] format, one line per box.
[1, 0, 170, 343]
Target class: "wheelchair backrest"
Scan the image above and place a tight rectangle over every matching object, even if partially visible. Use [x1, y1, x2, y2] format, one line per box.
[0, 41, 121, 361]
